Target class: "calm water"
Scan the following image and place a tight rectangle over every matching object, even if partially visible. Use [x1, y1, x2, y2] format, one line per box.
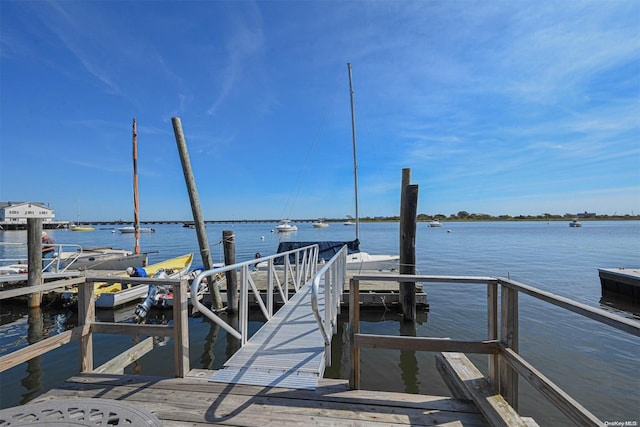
[1, 221, 639, 425]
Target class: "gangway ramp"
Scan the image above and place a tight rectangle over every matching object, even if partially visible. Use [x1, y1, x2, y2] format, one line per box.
[210, 280, 328, 390]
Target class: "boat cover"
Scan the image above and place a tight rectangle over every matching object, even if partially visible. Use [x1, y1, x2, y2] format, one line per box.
[275, 240, 360, 265]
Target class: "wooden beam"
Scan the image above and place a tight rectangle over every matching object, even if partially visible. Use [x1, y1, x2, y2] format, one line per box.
[355, 334, 499, 354]
[0, 326, 87, 372]
[352, 274, 498, 285]
[93, 337, 155, 374]
[500, 286, 519, 409]
[499, 277, 640, 337]
[488, 281, 499, 388]
[173, 279, 190, 377]
[91, 322, 174, 337]
[500, 346, 603, 426]
[349, 278, 360, 390]
[436, 352, 529, 427]
[0, 277, 85, 300]
[78, 281, 95, 373]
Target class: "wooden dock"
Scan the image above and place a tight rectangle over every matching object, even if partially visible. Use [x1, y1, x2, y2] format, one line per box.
[3, 245, 637, 426]
[22, 372, 490, 426]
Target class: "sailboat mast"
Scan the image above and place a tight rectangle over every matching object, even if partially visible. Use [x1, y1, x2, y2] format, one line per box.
[132, 118, 140, 254]
[347, 63, 360, 241]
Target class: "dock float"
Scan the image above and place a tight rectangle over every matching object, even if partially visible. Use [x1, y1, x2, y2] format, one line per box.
[598, 267, 640, 301]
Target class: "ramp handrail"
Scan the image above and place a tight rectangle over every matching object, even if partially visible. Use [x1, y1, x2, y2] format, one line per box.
[311, 245, 347, 367]
[190, 244, 319, 346]
[0, 243, 84, 273]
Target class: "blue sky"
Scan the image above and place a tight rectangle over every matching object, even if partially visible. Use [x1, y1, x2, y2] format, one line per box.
[1, 1, 639, 222]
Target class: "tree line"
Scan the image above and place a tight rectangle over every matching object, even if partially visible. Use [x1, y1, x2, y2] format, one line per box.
[360, 211, 640, 222]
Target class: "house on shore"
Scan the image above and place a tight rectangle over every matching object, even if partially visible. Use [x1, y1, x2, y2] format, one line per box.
[0, 201, 62, 230]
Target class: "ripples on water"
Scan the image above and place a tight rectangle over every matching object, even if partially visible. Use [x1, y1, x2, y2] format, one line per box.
[1, 221, 639, 425]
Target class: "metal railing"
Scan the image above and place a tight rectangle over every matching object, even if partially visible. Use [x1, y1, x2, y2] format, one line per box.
[310, 245, 347, 367]
[190, 244, 319, 346]
[0, 243, 84, 273]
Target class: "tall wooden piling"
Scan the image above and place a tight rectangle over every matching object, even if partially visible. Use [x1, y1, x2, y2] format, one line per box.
[26, 218, 43, 308]
[399, 173, 418, 321]
[172, 117, 223, 310]
[223, 230, 238, 313]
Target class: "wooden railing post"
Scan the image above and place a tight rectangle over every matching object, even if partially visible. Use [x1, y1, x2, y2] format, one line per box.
[349, 278, 360, 389]
[488, 281, 498, 388]
[78, 279, 95, 372]
[173, 279, 190, 377]
[500, 284, 519, 409]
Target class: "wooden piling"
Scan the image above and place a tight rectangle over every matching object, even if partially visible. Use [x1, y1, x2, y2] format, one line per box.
[26, 218, 43, 308]
[223, 230, 238, 313]
[400, 175, 418, 321]
[399, 168, 411, 308]
[172, 117, 223, 310]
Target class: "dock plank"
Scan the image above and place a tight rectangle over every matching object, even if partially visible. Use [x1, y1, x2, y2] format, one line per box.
[30, 373, 488, 426]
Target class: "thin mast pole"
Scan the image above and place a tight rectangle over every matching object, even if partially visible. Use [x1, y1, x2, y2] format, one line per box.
[132, 118, 140, 254]
[347, 63, 360, 241]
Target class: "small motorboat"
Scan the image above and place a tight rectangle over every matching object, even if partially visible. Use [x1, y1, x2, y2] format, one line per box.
[276, 220, 298, 232]
[428, 220, 442, 227]
[118, 226, 155, 233]
[312, 219, 329, 228]
[569, 219, 582, 227]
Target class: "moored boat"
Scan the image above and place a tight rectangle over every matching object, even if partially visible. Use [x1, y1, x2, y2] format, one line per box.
[118, 226, 155, 233]
[275, 220, 298, 232]
[58, 253, 194, 309]
[70, 226, 95, 232]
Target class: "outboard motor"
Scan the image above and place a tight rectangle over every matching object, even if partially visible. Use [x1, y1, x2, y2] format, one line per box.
[135, 286, 157, 321]
[134, 269, 170, 322]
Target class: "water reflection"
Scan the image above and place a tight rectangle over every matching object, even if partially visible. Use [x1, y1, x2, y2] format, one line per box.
[326, 308, 428, 395]
[599, 293, 640, 319]
[399, 319, 419, 394]
[21, 308, 43, 404]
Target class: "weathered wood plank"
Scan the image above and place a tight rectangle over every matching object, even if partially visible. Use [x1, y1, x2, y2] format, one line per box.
[355, 334, 499, 354]
[436, 352, 529, 427]
[499, 346, 602, 426]
[0, 276, 85, 300]
[93, 337, 155, 374]
[91, 322, 174, 337]
[498, 277, 640, 337]
[30, 373, 488, 427]
[0, 325, 88, 373]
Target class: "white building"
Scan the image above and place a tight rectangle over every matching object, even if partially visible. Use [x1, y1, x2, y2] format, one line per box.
[0, 201, 55, 224]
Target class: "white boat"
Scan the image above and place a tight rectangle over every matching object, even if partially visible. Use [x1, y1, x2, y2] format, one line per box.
[275, 220, 298, 232]
[428, 220, 442, 227]
[58, 247, 148, 271]
[569, 219, 582, 227]
[118, 226, 155, 233]
[93, 253, 193, 308]
[58, 253, 194, 309]
[312, 219, 330, 228]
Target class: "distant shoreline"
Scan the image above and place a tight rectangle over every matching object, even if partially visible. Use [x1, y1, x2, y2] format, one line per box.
[2, 215, 638, 231]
